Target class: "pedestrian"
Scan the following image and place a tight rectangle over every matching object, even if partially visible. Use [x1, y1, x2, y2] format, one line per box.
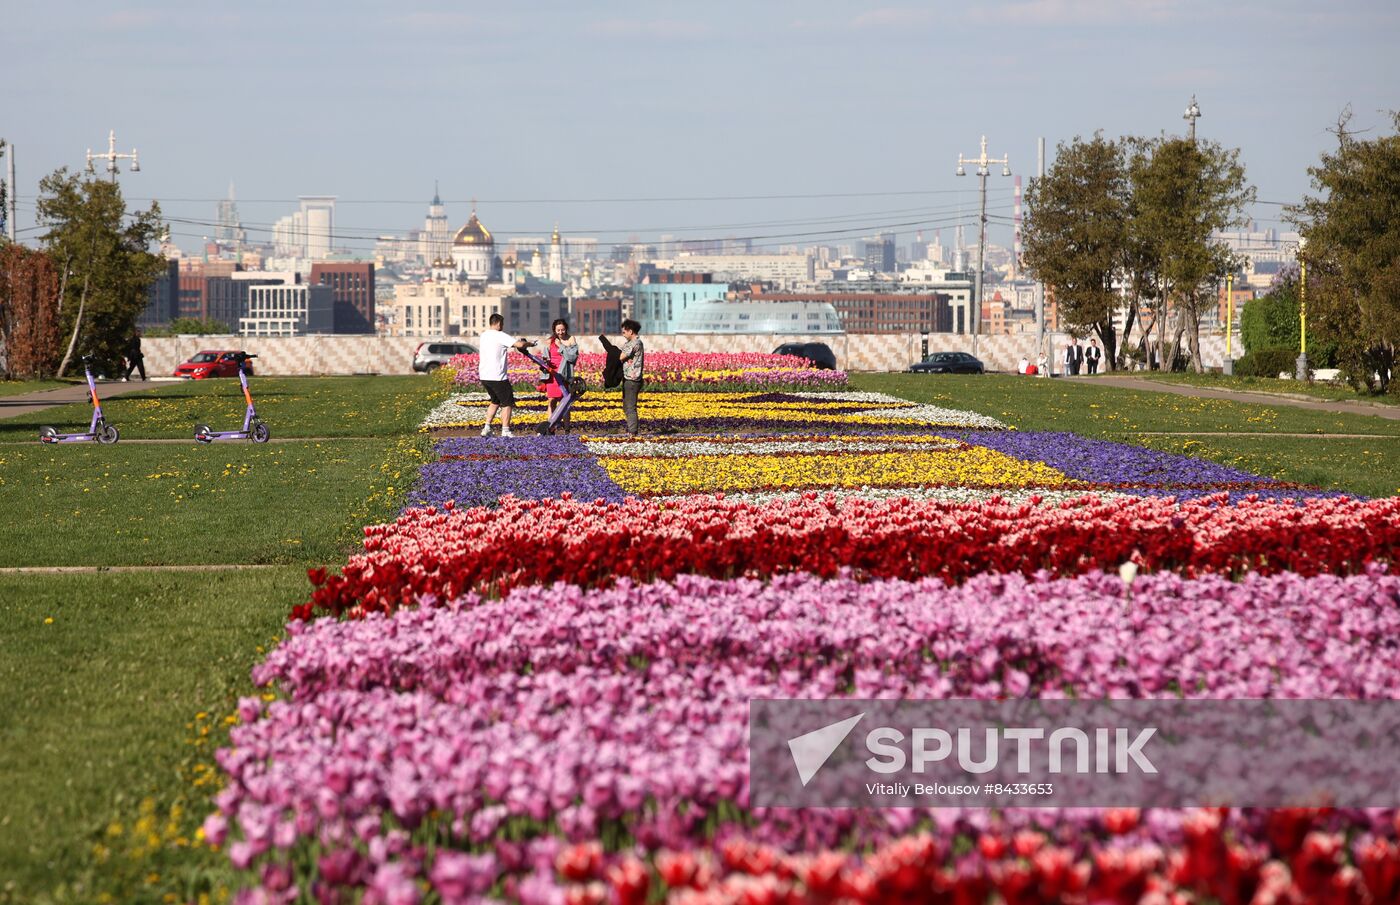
[543, 318, 580, 432]
[1064, 339, 1083, 376]
[122, 328, 147, 382]
[478, 312, 533, 438]
[1018, 355, 1030, 375]
[1085, 338, 1102, 375]
[617, 318, 644, 437]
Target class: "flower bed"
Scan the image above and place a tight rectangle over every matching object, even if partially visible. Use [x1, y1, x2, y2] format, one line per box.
[446, 350, 850, 392]
[300, 493, 1400, 619]
[213, 388, 1400, 905]
[220, 568, 1400, 901]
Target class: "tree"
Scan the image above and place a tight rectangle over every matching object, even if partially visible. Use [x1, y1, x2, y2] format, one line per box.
[0, 244, 65, 378]
[1022, 133, 1130, 368]
[1289, 110, 1400, 393]
[1132, 137, 1254, 372]
[35, 168, 164, 376]
[147, 317, 230, 336]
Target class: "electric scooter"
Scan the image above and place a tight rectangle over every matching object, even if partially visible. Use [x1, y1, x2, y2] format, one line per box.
[194, 353, 270, 443]
[519, 344, 584, 436]
[39, 356, 120, 444]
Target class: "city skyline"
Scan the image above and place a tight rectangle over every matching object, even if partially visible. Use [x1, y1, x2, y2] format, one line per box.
[4, 0, 1397, 255]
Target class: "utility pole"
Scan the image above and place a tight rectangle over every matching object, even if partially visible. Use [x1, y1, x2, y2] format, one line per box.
[956, 135, 1010, 343]
[86, 129, 140, 182]
[1035, 136, 1045, 361]
[5, 141, 15, 242]
[1183, 95, 1201, 144]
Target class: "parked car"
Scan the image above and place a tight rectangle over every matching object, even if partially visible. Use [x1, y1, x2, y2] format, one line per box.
[772, 341, 838, 370]
[173, 350, 255, 379]
[413, 341, 477, 373]
[910, 351, 985, 374]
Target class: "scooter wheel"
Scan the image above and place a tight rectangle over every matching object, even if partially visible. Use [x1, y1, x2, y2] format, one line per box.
[98, 424, 120, 445]
[194, 423, 213, 443]
[251, 422, 271, 444]
[39, 426, 58, 442]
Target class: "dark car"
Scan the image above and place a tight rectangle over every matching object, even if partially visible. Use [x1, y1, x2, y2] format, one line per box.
[173, 350, 255, 379]
[413, 341, 477, 373]
[910, 351, 985, 374]
[773, 342, 838, 370]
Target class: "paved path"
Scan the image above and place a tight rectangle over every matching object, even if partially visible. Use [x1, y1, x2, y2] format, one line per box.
[0, 381, 155, 420]
[1082, 375, 1400, 421]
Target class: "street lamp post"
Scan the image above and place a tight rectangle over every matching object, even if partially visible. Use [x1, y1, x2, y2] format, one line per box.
[956, 136, 1010, 345]
[1296, 237, 1309, 381]
[85, 129, 140, 182]
[1223, 272, 1235, 375]
[1183, 95, 1201, 144]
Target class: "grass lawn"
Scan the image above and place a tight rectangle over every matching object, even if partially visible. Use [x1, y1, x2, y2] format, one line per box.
[854, 373, 1400, 438]
[1120, 370, 1400, 406]
[0, 440, 420, 567]
[0, 379, 75, 397]
[1135, 434, 1400, 499]
[0, 569, 303, 903]
[0, 375, 438, 443]
[0, 376, 443, 904]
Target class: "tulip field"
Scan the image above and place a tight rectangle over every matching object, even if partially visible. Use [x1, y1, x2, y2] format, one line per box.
[185, 369, 1400, 905]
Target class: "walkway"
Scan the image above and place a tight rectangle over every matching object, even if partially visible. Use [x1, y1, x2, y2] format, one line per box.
[1081, 375, 1400, 422]
[0, 381, 156, 420]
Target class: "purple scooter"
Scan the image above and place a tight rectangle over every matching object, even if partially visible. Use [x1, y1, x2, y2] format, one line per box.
[39, 356, 120, 444]
[194, 353, 270, 443]
[519, 344, 584, 436]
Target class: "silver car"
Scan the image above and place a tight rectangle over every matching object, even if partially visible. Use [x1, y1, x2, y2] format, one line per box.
[412, 341, 477, 373]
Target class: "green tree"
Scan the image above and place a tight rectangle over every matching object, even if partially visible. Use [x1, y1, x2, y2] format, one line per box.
[1289, 110, 1400, 393]
[1240, 273, 1302, 354]
[1132, 137, 1254, 372]
[146, 317, 230, 336]
[35, 168, 164, 376]
[1022, 133, 1130, 368]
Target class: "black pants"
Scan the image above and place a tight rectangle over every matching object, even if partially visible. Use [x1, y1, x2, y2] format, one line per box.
[124, 356, 146, 380]
[1087, 359, 1099, 375]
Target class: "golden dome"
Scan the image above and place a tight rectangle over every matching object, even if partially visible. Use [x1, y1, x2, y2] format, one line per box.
[453, 212, 493, 247]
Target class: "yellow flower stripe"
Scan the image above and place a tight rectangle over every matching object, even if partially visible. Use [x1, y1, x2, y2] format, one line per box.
[598, 445, 1075, 494]
[448, 392, 913, 425]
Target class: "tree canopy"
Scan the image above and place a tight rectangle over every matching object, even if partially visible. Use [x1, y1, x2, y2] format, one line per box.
[35, 169, 164, 375]
[1289, 110, 1400, 392]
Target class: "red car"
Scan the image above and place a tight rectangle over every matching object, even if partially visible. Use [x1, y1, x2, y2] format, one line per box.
[173, 350, 256, 379]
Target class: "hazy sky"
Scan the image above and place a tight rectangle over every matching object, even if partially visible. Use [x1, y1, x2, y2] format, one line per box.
[4, 0, 1397, 256]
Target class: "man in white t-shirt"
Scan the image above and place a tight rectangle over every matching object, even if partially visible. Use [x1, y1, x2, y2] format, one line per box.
[477, 313, 533, 437]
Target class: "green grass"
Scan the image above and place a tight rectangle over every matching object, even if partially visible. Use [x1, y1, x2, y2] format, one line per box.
[0, 570, 302, 903]
[854, 373, 1400, 438]
[0, 375, 440, 443]
[1121, 370, 1400, 406]
[0, 440, 422, 567]
[1135, 435, 1400, 499]
[0, 379, 74, 397]
[0, 376, 439, 904]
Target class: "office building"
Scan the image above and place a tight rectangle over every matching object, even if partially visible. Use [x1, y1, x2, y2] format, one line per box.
[632, 271, 729, 334]
[309, 262, 376, 333]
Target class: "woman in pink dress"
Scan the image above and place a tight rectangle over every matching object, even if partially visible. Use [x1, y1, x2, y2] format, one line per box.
[542, 318, 580, 431]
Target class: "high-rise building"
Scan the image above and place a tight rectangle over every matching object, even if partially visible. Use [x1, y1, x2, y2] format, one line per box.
[309, 262, 376, 334]
[419, 184, 451, 265]
[864, 233, 896, 273]
[215, 183, 245, 250]
[300, 196, 336, 259]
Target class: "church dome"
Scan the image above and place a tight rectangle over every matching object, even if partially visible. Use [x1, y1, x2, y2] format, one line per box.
[453, 212, 493, 247]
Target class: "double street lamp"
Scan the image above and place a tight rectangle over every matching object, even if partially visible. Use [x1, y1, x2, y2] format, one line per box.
[86, 129, 140, 181]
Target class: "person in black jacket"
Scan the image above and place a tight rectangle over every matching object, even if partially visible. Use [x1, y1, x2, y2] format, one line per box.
[123, 329, 146, 381]
[599, 334, 623, 388]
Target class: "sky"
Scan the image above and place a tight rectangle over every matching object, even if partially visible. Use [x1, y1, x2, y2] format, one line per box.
[4, 0, 1398, 258]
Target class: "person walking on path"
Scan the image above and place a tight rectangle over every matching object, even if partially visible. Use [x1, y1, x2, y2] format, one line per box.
[1064, 339, 1083, 376]
[1085, 338, 1102, 375]
[617, 319, 645, 436]
[122, 329, 147, 382]
[543, 318, 580, 431]
[478, 313, 533, 438]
